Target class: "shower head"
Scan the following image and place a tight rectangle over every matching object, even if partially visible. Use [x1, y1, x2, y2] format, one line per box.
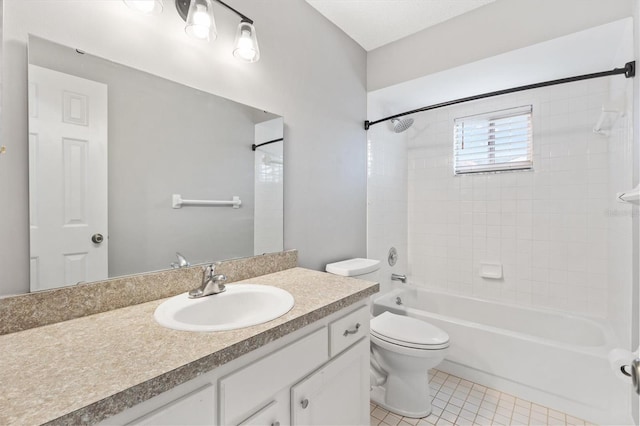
[390, 118, 414, 133]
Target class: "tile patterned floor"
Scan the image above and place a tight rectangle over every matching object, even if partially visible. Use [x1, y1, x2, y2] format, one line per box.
[370, 370, 594, 426]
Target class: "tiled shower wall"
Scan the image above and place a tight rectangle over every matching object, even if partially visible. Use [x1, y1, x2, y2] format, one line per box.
[254, 118, 284, 255]
[606, 73, 634, 346]
[367, 129, 408, 295]
[403, 77, 633, 320]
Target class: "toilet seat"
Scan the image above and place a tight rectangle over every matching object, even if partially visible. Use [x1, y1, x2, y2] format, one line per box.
[370, 312, 449, 350]
[369, 311, 450, 417]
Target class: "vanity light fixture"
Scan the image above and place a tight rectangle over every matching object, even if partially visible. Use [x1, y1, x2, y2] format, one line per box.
[124, 0, 260, 61]
[177, 0, 260, 62]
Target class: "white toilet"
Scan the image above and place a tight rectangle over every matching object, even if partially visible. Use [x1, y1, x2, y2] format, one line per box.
[326, 258, 450, 418]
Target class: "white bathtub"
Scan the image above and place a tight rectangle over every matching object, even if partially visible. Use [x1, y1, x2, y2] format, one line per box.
[373, 286, 631, 425]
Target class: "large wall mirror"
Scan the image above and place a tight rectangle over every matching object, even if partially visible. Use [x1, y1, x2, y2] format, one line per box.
[27, 35, 284, 292]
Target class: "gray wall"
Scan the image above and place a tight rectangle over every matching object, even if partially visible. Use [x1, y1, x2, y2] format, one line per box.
[0, 0, 368, 295]
[367, 0, 635, 91]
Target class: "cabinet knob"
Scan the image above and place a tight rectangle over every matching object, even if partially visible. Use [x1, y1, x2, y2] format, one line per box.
[300, 398, 309, 409]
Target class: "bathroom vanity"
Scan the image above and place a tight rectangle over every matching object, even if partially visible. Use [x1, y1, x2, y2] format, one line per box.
[0, 261, 378, 425]
[106, 302, 371, 426]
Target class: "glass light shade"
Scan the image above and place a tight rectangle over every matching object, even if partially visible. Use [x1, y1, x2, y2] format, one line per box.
[233, 21, 260, 63]
[123, 0, 163, 15]
[185, 0, 217, 42]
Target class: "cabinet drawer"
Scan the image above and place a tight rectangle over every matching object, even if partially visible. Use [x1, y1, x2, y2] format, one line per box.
[329, 305, 369, 357]
[219, 327, 328, 425]
[128, 384, 215, 425]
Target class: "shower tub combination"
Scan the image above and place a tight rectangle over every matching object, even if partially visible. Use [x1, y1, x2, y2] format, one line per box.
[372, 286, 630, 425]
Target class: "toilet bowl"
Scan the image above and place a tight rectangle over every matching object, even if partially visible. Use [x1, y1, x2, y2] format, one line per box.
[370, 311, 449, 417]
[325, 258, 450, 418]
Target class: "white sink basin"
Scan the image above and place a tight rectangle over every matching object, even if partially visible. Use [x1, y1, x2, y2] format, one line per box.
[154, 284, 294, 332]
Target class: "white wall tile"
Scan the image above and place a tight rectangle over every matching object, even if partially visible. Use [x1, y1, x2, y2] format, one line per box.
[393, 79, 630, 319]
[369, 75, 632, 327]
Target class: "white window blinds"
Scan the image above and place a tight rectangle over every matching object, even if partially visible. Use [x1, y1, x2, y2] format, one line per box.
[454, 105, 532, 174]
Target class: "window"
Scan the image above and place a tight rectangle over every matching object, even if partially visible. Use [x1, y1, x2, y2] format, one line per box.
[453, 105, 532, 174]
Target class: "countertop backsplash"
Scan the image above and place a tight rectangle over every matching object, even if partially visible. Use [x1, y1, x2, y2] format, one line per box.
[0, 250, 298, 335]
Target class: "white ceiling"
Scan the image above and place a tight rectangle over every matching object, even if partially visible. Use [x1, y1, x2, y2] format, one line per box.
[305, 0, 496, 51]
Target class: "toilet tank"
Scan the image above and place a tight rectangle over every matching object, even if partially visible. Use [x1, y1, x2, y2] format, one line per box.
[325, 258, 380, 281]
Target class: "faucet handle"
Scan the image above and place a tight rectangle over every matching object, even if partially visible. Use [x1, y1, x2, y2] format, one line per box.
[176, 252, 190, 267]
[171, 252, 190, 268]
[202, 264, 215, 280]
[202, 264, 226, 281]
[190, 264, 226, 298]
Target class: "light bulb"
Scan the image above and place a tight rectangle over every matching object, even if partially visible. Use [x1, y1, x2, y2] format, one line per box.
[233, 21, 260, 62]
[185, 0, 217, 41]
[235, 30, 254, 60]
[190, 5, 211, 39]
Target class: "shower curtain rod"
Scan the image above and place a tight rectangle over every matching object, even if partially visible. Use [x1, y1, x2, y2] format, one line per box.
[364, 61, 636, 130]
[251, 137, 284, 151]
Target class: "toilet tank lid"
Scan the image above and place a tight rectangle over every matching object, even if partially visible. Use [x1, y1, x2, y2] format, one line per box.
[325, 258, 380, 277]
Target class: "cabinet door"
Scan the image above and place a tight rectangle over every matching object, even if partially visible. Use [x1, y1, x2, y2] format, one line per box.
[237, 389, 288, 426]
[291, 339, 369, 426]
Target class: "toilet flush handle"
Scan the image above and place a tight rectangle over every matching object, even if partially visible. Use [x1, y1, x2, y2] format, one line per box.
[631, 358, 640, 395]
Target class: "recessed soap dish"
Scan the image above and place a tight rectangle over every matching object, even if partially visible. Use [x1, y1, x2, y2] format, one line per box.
[479, 263, 503, 279]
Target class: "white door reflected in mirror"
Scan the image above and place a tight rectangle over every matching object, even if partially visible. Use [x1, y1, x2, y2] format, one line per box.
[28, 65, 108, 291]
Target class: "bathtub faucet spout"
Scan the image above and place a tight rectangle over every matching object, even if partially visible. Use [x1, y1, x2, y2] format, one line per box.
[391, 273, 407, 283]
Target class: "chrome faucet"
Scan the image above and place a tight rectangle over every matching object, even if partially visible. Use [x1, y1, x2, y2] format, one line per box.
[391, 273, 407, 283]
[188, 264, 226, 298]
[171, 252, 190, 269]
